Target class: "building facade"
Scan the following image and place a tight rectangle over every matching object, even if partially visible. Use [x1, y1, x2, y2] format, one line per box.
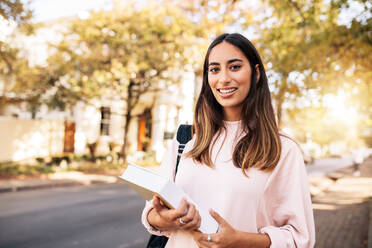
[0, 71, 200, 163]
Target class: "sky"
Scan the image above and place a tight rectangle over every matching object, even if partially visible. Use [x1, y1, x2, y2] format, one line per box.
[29, 0, 113, 22]
[28, 0, 371, 26]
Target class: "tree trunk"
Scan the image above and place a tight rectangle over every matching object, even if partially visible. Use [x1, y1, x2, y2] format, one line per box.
[275, 92, 284, 130]
[122, 82, 134, 161]
[0, 54, 12, 106]
[122, 109, 132, 162]
[275, 75, 288, 130]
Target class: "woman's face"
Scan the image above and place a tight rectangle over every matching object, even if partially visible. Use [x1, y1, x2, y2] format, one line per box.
[207, 41, 255, 121]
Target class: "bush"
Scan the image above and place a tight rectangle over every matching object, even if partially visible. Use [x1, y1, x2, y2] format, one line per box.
[74, 161, 123, 174]
[35, 157, 44, 163]
[0, 162, 55, 178]
[0, 153, 128, 178]
[133, 151, 160, 167]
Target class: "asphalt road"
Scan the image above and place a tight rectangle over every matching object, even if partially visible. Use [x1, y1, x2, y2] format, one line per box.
[0, 183, 150, 248]
[306, 156, 353, 176]
[0, 156, 358, 248]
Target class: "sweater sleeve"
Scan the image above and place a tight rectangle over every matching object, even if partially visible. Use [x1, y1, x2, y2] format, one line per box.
[257, 139, 315, 248]
[141, 138, 179, 236]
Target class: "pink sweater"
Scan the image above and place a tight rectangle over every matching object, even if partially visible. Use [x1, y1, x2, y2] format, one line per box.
[142, 121, 315, 247]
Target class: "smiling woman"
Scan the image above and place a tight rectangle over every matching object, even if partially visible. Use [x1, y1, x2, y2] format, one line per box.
[141, 33, 315, 248]
[207, 42, 258, 121]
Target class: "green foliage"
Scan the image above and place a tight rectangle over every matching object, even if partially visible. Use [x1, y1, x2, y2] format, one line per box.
[40, 3, 221, 158]
[35, 157, 44, 163]
[288, 106, 347, 146]
[3, 0, 370, 152]
[23, 1, 246, 111]
[134, 151, 160, 167]
[0, 162, 55, 178]
[255, 0, 371, 135]
[0, 0, 37, 111]
[73, 161, 123, 174]
[0, 0, 33, 27]
[0, 154, 123, 178]
[45, 4, 208, 106]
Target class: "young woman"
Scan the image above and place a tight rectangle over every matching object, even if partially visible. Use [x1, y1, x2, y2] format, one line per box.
[142, 33, 315, 248]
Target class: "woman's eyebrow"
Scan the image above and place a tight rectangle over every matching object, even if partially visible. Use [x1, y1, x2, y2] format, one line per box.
[208, 58, 243, 67]
[208, 62, 220, 67]
[227, 58, 243, 64]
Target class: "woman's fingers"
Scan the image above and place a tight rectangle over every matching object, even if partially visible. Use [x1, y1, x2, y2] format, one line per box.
[152, 197, 202, 231]
[168, 198, 188, 221]
[182, 203, 196, 223]
[183, 212, 201, 230]
[152, 196, 163, 212]
[153, 196, 171, 215]
[191, 231, 212, 247]
[179, 203, 202, 230]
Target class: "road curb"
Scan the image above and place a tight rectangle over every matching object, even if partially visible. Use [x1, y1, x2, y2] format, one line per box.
[309, 176, 334, 197]
[0, 173, 120, 193]
[0, 181, 83, 193]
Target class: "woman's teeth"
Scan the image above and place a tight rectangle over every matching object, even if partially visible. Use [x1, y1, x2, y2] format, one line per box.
[218, 88, 237, 94]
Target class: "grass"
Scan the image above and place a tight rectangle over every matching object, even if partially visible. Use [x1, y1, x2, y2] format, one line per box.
[71, 161, 125, 174]
[0, 162, 56, 179]
[0, 152, 160, 179]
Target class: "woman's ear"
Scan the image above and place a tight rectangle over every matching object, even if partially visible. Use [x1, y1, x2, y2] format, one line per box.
[255, 64, 260, 83]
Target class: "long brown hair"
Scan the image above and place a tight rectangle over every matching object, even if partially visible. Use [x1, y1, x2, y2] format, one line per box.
[187, 33, 282, 175]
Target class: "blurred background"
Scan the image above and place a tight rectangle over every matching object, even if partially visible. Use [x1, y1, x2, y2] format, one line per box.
[0, 0, 371, 247]
[1, 0, 371, 167]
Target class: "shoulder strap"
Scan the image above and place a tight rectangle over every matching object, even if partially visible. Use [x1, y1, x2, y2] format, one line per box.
[175, 124, 192, 175]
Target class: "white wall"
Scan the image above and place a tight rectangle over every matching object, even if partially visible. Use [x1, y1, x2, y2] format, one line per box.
[0, 118, 64, 162]
[152, 104, 168, 161]
[150, 71, 197, 162]
[178, 71, 196, 125]
[73, 100, 126, 155]
[0, 70, 198, 162]
[73, 102, 101, 154]
[109, 101, 125, 145]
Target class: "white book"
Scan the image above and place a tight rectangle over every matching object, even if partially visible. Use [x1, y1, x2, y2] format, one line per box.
[119, 163, 219, 234]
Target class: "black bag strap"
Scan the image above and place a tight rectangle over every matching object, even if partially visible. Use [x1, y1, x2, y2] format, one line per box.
[175, 124, 192, 175]
[146, 124, 192, 248]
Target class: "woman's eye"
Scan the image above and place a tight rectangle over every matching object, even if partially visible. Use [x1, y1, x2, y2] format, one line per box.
[209, 67, 219, 73]
[230, 65, 241, 70]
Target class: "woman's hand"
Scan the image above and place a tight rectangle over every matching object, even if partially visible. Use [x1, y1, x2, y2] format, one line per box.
[148, 195, 202, 231]
[191, 209, 238, 248]
[191, 209, 271, 248]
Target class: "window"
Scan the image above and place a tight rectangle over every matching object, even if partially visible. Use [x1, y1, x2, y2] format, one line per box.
[100, 106, 111, 136]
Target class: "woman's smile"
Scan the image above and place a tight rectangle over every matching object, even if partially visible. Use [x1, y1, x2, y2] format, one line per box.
[217, 87, 238, 98]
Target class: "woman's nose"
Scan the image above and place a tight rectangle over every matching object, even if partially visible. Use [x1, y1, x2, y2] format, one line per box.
[218, 69, 231, 84]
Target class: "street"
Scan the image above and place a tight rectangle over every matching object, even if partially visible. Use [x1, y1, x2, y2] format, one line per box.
[0, 156, 370, 248]
[0, 183, 149, 248]
[306, 155, 353, 176]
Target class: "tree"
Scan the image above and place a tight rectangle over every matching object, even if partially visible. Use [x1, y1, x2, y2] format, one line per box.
[165, 0, 254, 75]
[253, 0, 371, 132]
[0, 0, 34, 105]
[5, 0, 249, 158]
[44, 3, 211, 159]
[0, 0, 32, 25]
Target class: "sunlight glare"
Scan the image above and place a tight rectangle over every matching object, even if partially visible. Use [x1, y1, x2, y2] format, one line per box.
[323, 90, 358, 125]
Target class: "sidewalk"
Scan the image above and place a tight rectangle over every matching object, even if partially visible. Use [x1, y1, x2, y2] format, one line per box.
[0, 171, 120, 193]
[311, 156, 372, 248]
[0, 166, 161, 193]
